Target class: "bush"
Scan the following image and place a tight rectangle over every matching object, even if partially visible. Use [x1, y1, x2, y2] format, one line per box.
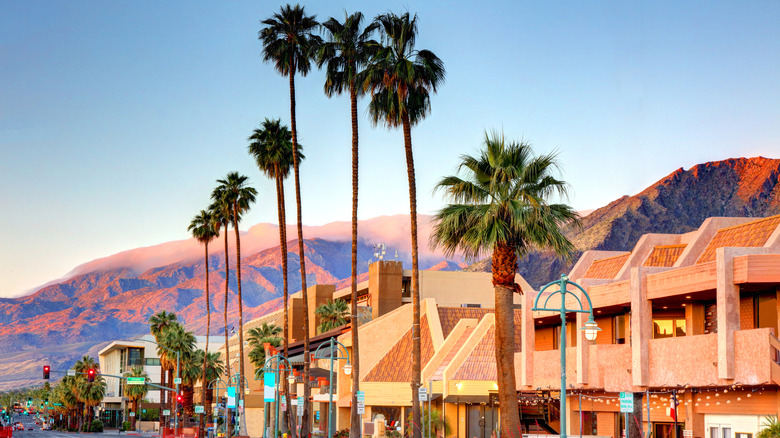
[387, 431, 403, 438]
[122, 421, 132, 431]
[758, 417, 780, 438]
[333, 428, 349, 438]
[140, 408, 159, 421]
[90, 419, 104, 433]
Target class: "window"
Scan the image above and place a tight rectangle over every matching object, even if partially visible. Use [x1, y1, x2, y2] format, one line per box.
[127, 348, 144, 367]
[653, 317, 686, 339]
[145, 358, 161, 366]
[613, 314, 627, 344]
[754, 292, 777, 332]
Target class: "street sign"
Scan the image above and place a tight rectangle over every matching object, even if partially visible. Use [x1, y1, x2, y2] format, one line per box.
[297, 396, 304, 417]
[173, 378, 182, 385]
[129, 412, 135, 417]
[418, 387, 428, 401]
[194, 405, 204, 414]
[126, 377, 145, 385]
[67, 370, 76, 377]
[356, 402, 365, 415]
[356, 391, 365, 403]
[619, 392, 634, 413]
[163, 410, 170, 416]
[264, 372, 276, 402]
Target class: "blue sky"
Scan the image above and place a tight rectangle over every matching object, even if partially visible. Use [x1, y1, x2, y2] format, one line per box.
[1, 1, 779, 297]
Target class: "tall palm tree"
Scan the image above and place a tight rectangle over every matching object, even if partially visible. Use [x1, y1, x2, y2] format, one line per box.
[208, 201, 232, 382]
[314, 299, 349, 334]
[212, 172, 257, 435]
[188, 208, 219, 433]
[248, 118, 302, 436]
[123, 367, 149, 431]
[430, 132, 578, 438]
[260, 6, 321, 435]
[247, 323, 283, 371]
[361, 12, 445, 438]
[149, 311, 178, 426]
[317, 14, 378, 435]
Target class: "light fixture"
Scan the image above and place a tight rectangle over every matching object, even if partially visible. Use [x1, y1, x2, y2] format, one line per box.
[582, 318, 601, 341]
[287, 375, 296, 385]
[343, 363, 352, 375]
[685, 296, 691, 299]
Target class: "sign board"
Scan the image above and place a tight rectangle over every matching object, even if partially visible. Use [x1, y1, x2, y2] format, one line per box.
[418, 387, 428, 402]
[356, 402, 365, 415]
[297, 397, 304, 417]
[163, 410, 171, 416]
[126, 377, 145, 385]
[683, 431, 693, 438]
[238, 400, 244, 408]
[194, 405, 204, 414]
[281, 396, 287, 412]
[619, 392, 634, 413]
[356, 391, 365, 403]
[264, 372, 276, 402]
[173, 378, 182, 385]
[67, 370, 76, 377]
[226, 387, 236, 409]
[129, 412, 135, 417]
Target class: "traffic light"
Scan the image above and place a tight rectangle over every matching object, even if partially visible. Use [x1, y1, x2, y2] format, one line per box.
[43, 365, 50, 379]
[176, 393, 183, 405]
[87, 369, 96, 382]
[44, 398, 48, 405]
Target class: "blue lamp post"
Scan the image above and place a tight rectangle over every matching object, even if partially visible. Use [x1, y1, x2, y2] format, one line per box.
[259, 354, 295, 438]
[228, 374, 249, 435]
[532, 274, 600, 438]
[313, 338, 351, 438]
[208, 378, 227, 437]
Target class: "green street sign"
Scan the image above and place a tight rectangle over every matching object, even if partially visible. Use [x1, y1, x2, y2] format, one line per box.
[127, 377, 146, 385]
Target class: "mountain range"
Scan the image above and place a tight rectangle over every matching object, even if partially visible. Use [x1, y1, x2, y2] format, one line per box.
[1, 156, 779, 389]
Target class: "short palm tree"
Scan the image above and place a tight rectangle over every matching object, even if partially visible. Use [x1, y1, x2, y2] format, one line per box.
[123, 367, 149, 431]
[149, 310, 178, 425]
[430, 131, 578, 438]
[317, 13, 378, 435]
[201, 351, 225, 421]
[188, 208, 219, 425]
[361, 13, 445, 437]
[247, 323, 283, 371]
[314, 299, 349, 334]
[260, 6, 321, 434]
[758, 416, 780, 438]
[73, 356, 102, 432]
[158, 323, 196, 418]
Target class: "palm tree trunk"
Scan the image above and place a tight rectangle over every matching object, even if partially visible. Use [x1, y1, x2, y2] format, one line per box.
[276, 168, 293, 436]
[349, 85, 361, 438]
[289, 66, 311, 438]
[201, 242, 211, 438]
[232, 208, 248, 435]
[401, 114, 421, 438]
[492, 243, 520, 438]
[223, 227, 232, 438]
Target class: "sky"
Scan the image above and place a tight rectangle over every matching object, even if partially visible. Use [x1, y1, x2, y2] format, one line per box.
[1, 1, 779, 298]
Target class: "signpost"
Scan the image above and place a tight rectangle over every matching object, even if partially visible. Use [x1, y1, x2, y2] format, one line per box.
[67, 370, 76, 377]
[620, 392, 633, 438]
[173, 378, 182, 385]
[163, 410, 170, 416]
[126, 377, 145, 386]
[356, 390, 365, 414]
[194, 406, 204, 414]
[296, 397, 304, 417]
[418, 387, 428, 402]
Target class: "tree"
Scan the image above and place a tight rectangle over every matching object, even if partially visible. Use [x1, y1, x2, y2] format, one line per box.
[314, 299, 349, 334]
[316, 13, 378, 436]
[361, 12, 445, 438]
[149, 311, 178, 426]
[247, 323, 283, 371]
[158, 323, 196, 421]
[73, 356, 103, 432]
[188, 209, 219, 438]
[260, 6, 321, 435]
[200, 351, 225, 422]
[123, 367, 149, 431]
[212, 172, 257, 435]
[758, 416, 780, 438]
[248, 118, 302, 436]
[429, 131, 578, 438]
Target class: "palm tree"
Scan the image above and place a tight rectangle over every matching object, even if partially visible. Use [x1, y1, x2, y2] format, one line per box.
[361, 12, 445, 437]
[123, 367, 149, 431]
[247, 323, 283, 371]
[75, 376, 105, 432]
[247, 118, 303, 436]
[314, 299, 349, 334]
[158, 323, 196, 420]
[260, 6, 321, 435]
[200, 351, 225, 422]
[73, 356, 101, 431]
[180, 350, 205, 418]
[429, 132, 578, 438]
[212, 172, 257, 435]
[188, 209, 219, 424]
[317, 13, 377, 435]
[149, 311, 178, 425]
[208, 201, 232, 387]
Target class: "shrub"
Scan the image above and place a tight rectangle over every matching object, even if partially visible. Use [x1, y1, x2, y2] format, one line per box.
[122, 421, 132, 431]
[333, 428, 349, 438]
[387, 430, 403, 438]
[90, 419, 104, 433]
[758, 416, 780, 438]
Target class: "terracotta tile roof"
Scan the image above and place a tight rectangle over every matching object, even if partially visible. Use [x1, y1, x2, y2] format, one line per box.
[582, 253, 630, 279]
[697, 215, 780, 264]
[449, 311, 522, 382]
[437, 307, 491, 338]
[363, 315, 434, 382]
[453, 327, 497, 381]
[643, 245, 686, 267]
[430, 326, 475, 381]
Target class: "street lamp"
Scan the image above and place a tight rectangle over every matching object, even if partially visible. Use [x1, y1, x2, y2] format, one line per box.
[208, 379, 227, 437]
[532, 275, 600, 438]
[259, 354, 294, 438]
[134, 338, 181, 432]
[228, 374, 249, 435]
[313, 338, 351, 438]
